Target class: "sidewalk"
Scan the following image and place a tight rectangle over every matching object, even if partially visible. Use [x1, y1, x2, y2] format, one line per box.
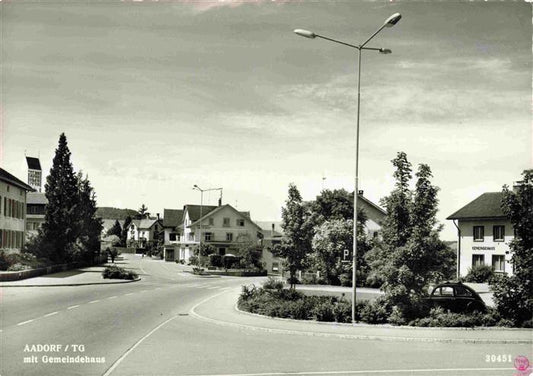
[190, 288, 533, 344]
[0, 261, 141, 287]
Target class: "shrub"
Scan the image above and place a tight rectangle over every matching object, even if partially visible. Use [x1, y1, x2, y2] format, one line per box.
[188, 255, 199, 266]
[301, 273, 318, 285]
[208, 254, 223, 268]
[339, 273, 352, 287]
[359, 297, 391, 324]
[102, 265, 138, 280]
[286, 276, 301, 285]
[313, 300, 336, 322]
[263, 277, 284, 290]
[333, 299, 352, 323]
[464, 264, 494, 283]
[408, 306, 500, 328]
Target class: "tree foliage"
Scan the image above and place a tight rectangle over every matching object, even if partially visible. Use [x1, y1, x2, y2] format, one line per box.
[26, 133, 103, 264]
[136, 204, 150, 219]
[273, 184, 313, 288]
[121, 216, 132, 247]
[366, 152, 453, 323]
[492, 169, 533, 327]
[108, 220, 123, 238]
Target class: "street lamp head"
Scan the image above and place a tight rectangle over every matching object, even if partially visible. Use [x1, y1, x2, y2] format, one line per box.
[294, 29, 316, 39]
[379, 48, 392, 54]
[384, 13, 402, 27]
[193, 184, 200, 190]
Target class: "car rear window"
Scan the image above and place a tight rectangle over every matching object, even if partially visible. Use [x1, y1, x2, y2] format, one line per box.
[455, 286, 473, 297]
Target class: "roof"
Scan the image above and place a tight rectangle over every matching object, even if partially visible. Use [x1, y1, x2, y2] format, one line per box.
[163, 209, 183, 228]
[255, 221, 284, 237]
[189, 204, 263, 231]
[26, 157, 42, 170]
[185, 205, 218, 221]
[358, 194, 387, 216]
[101, 219, 125, 231]
[132, 218, 160, 230]
[447, 192, 507, 220]
[27, 192, 48, 205]
[0, 168, 34, 191]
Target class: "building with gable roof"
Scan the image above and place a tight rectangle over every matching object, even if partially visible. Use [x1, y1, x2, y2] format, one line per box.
[126, 217, 163, 248]
[0, 168, 34, 251]
[167, 203, 262, 262]
[447, 192, 513, 277]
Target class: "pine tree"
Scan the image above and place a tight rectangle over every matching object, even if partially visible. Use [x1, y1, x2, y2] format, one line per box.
[108, 220, 123, 238]
[42, 133, 80, 262]
[136, 204, 149, 220]
[121, 216, 132, 247]
[76, 173, 103, 262]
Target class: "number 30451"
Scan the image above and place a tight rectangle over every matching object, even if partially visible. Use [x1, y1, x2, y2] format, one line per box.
[485, 354, 512, 362]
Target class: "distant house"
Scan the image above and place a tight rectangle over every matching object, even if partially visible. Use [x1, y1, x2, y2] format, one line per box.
[127, 218, 163, 248]
[26, 192, 47, 238]
[256, 221, 284, 275]
[447, 192, 513, 277]
[170, 203, 262, 263]
[162, 208, 183, 261]
[357, 192, 387, 239]
[0, 168, 34, 251]
[26, 156, 42, 193]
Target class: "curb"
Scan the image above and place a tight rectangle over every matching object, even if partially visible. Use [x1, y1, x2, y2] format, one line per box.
[235, 304, 530, 332]
[0, 277, 142, 288]
[190, 289, 532, 344]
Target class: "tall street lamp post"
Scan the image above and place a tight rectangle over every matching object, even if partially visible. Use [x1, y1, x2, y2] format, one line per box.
[294, 13, 401, 323]
[192, 185, 223, 261]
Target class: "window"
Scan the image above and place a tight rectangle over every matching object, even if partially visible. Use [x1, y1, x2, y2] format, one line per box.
[493, 225, 505, 242]
[223, 217, 230, 227]
[473, 226, 484, 241]
[226, 233, 233, 241]
[492, 255, 505, 272]
[204, 232, 212, 241]
[3, 197, 5, 216]
[434, 286, 453, 296]
[208, 218, 214, 226]
[188, 232, 195, 241]
[236, 219, 245, 227]
[6, 185, 9, 192]
[455, 286, 473, 297]
[218, 248, 226, 256]
[169, 233, 177, 241]
[272, 262, 279, 272]
[472, 254, 485, 267]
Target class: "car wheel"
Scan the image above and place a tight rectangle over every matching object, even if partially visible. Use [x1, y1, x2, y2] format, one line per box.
[467, 301, 485, 313]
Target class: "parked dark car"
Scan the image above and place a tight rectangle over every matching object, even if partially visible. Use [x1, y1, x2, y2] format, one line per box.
[428, 282, 487, 313]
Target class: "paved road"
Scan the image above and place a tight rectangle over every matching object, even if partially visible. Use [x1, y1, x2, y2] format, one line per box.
[1, 255, 530, 376]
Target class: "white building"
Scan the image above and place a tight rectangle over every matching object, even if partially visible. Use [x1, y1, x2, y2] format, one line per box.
[447, 192, 513, 277]
[0, 168, 34, 251]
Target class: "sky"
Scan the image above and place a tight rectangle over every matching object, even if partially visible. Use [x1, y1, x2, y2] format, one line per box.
[1, 0, 531, 240]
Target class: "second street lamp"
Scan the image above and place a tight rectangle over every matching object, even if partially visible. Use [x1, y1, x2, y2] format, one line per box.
[294, 13, 401, 323]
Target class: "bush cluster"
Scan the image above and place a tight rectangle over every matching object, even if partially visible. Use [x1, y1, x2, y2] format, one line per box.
[238, 282, 392, 324]
[238, 283, 514, 328]
[0, 250, 50, 271]
[102, 265, 138, 280]
[408, 306, 503, 327]
[464, 265, 494, 283]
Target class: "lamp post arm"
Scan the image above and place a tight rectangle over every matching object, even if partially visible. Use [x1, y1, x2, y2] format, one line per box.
[360, 24, 387, 48]
[315, 34, 360, 50]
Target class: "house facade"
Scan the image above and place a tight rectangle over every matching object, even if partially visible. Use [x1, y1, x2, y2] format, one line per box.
[26, 192, 47, 238]
[165, 204, 262, 263]
[127, 218, 163, 248]
[0, 168, 34, 251]
[447, 192, 514, 277]
[256, 222, 284, 275]
[162, 209, 183, 261]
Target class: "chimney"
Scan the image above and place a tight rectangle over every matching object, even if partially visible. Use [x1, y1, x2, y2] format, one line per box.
[156, 213, 160, 220]
[271, 223, 275, 237]
[358, 190, 364, 196]
[218, 197, 222, 206]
